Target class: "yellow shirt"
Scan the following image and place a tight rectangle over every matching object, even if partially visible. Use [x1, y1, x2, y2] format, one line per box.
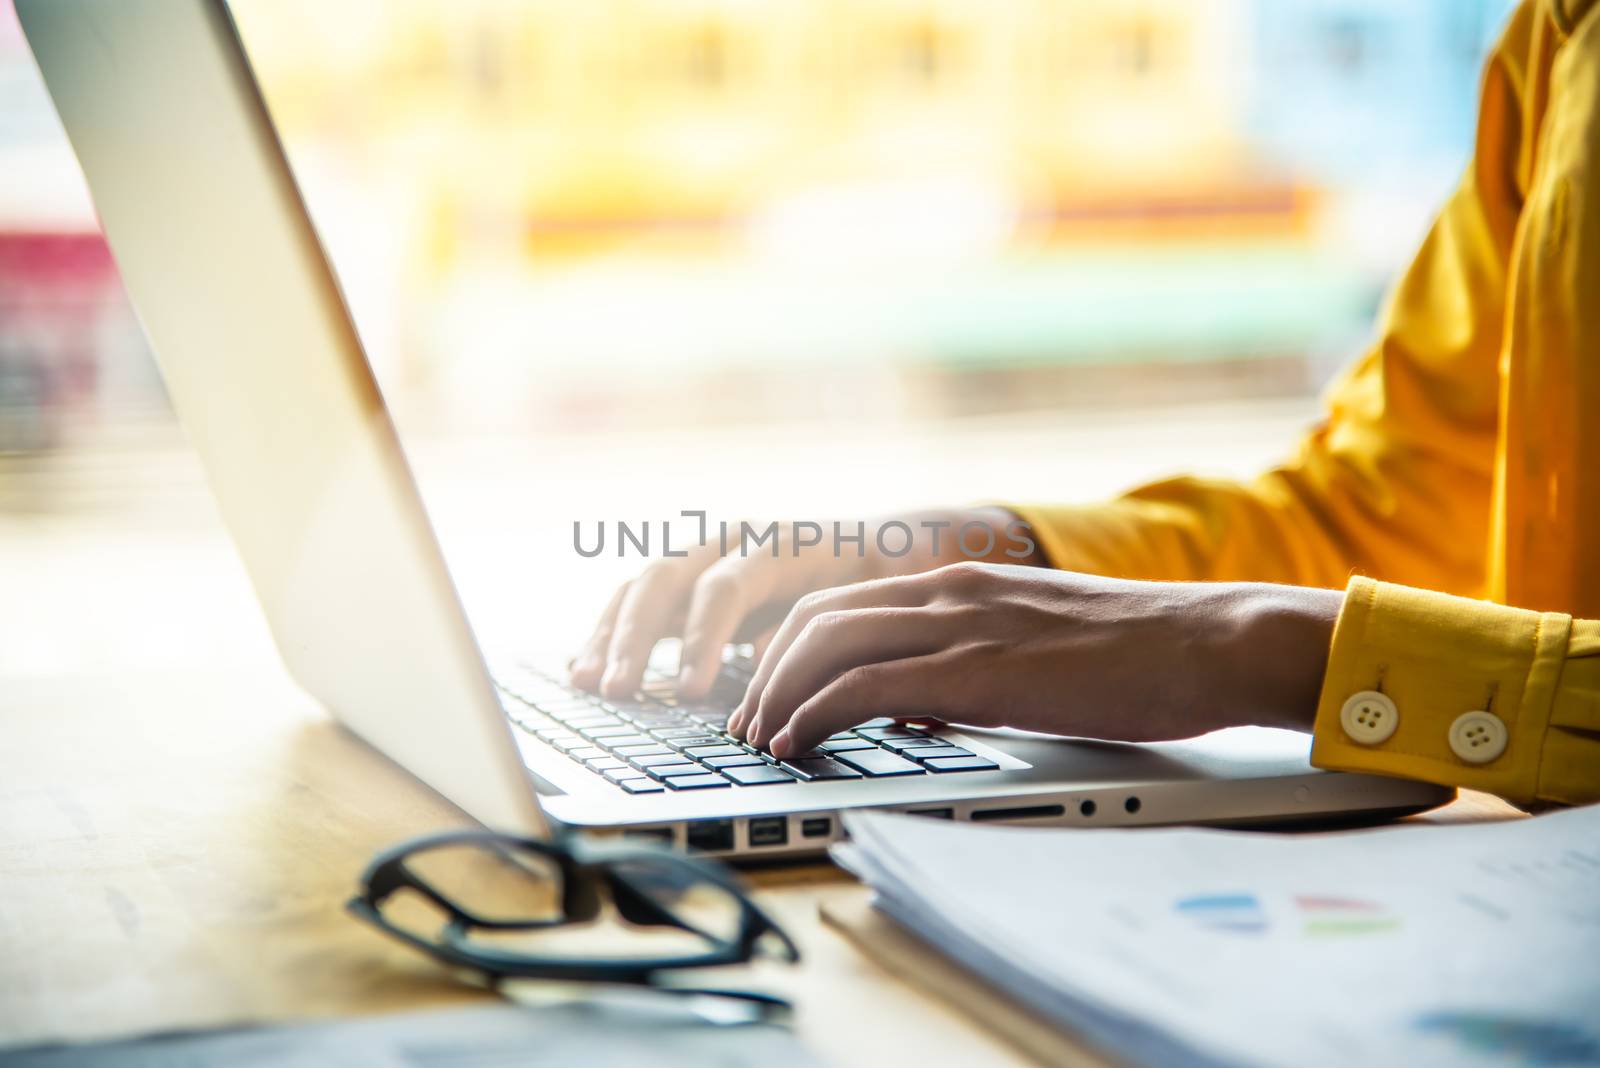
[1010, 0, 1600, 807]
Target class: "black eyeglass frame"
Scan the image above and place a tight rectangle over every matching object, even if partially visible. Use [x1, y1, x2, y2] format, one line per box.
[347, 828, 800, 988]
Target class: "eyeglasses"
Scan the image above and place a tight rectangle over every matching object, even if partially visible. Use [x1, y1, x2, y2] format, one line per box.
[347, 829, 800, 1016]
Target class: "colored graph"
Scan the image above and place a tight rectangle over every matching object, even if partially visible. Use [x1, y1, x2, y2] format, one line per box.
[1174, 893, 1400, 937]
[1296, 895, 1400, 937]
[1414, 1011, 1600, 1065]
[1174, 894, 1269, 934]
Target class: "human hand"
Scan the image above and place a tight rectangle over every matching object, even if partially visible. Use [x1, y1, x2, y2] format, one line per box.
[725, 563, 1342, 759]
[569, 509, 1041, 701]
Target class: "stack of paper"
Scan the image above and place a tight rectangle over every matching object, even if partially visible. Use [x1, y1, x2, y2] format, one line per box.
[836, 806, 1600, 1068]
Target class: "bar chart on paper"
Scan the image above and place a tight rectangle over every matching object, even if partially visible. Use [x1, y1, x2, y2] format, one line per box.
[1172, 892, 1401, 938]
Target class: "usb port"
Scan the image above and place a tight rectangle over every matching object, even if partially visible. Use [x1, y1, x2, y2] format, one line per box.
[748, 817, 788, 848]
[685, 819, 734, 853]
[800, 816, 832, 839]
[908, 807, 954, 820]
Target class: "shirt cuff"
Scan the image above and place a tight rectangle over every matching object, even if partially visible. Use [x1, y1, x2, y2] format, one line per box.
[1310, 576, 1573, 805]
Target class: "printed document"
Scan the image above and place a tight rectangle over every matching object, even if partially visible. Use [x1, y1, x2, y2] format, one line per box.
[837, 805, 1600, 1068]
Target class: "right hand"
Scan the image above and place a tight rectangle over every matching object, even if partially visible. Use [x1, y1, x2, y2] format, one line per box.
[569, 509, 1041, 701]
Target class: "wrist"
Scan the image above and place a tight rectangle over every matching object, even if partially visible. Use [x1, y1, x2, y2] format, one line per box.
[1222, 584, 1342, 732]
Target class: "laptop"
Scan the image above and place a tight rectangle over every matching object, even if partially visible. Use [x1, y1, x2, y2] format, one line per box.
[18, 0, 1453, 859]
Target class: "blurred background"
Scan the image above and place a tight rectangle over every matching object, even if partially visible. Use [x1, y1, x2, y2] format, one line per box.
[1, 0, 1516, 674]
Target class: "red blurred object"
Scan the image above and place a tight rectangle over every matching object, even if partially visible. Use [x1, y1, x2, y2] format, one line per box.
[0, 230, 127, 450]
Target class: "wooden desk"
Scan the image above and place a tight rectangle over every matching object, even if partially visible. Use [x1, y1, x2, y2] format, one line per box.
[0, 665, 1037, 1065]
[0, 663, 1520, 1065]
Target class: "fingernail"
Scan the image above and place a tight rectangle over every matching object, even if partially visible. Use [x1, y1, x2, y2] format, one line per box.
[770, 729, 791, 757]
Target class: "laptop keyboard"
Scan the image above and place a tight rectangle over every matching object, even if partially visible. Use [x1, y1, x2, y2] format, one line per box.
[493, 657, 999, 794]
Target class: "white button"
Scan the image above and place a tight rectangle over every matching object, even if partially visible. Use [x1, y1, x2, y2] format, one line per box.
[1340, 691, 1398, 745]
[1448, 711, 1507, 764]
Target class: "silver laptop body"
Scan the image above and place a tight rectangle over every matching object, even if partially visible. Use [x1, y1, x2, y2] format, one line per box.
[19, 0, 1453, 859]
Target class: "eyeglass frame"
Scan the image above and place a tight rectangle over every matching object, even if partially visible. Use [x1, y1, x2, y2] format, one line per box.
[346, 828, 801, 988]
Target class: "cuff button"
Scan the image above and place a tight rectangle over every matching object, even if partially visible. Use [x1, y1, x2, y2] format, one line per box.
[1448, 711, 1507, 764]
[1339, 691, 1399, 745]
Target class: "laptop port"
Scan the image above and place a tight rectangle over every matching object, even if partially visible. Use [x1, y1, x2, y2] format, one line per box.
[907, 807, 954, 820]
[748, 817, 788, 848]
[972, 803, 1066, 822]
[685, 819, 734, 853]
[800, 816, 833, 838]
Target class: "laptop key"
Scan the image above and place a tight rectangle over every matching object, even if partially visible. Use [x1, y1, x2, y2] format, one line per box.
[552, 737, 594, 753]
[818, 737, 875, 753]
[702, 753, 767, 769]
[780, 758, 863, 781]
[602, 767, 640, 784]
[629, 752, 694, 769]
[595, 734, 654, 749]
[923, 756, 999, 773]
[580, 725, 637, 739]
[723, 764, 796, 786]
[617, 777, 666, 794]
[630, 716, 690, 730]
[585, 757, 628, 772]
[665, 774, 732, 791]
[644, 763, 703, 781]
[682, 744, 745, 759]
[666, 736, 723, 750]
[854, 726, 925, 742]
[903, 746, 976, 762]
[612, 744, 673, 758]
[567, 746, 607, 761]
[834, 749, 925, 777]
[564, 714, 622, 728]
[880, 736, 948, 753]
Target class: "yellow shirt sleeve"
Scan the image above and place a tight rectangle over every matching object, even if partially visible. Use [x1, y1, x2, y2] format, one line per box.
[1007, 2, 1534, 599]
[1311, 577, 1600, 806]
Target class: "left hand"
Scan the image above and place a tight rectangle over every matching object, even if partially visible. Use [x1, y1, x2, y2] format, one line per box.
[725, 562, 1343, 759]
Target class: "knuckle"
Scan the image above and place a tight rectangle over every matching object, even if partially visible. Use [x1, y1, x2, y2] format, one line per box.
[794, 588, 830, 616]
[641, 557, 695, 591]
[696, 566, 741, 601]
[939, 560, 989, 592]
[833, 662, 880, 696]
[799, 609, 847, 642]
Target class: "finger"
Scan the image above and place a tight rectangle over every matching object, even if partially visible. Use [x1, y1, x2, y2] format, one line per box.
[570, 581, 630, 690]
[729, 574, 931, 738]
[769, 655, 959, 758]
[599, 564, 692, 699]
[677, 556, 775, 699]
[743, 607, 955, 751]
